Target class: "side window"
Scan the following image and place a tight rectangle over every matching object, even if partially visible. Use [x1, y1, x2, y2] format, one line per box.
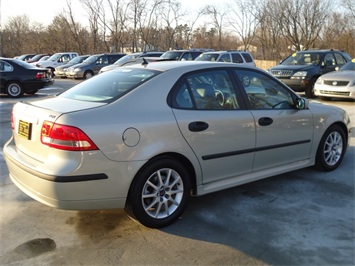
[218, 54, 231, 62]
[171, 70, 240, 110]
[234, 69, 295, 109]
[181, 53, 193, 61]
[241, 53, 253, 63]
[232, 53, 243, 63]
[323, 53, 336, 66]
[0, 61, 13, 72]
[334, 53, 347, 65]
[60, 55, 70, 63]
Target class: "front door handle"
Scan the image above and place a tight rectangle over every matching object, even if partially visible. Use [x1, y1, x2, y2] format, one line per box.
[258, 117, 273, 126]
[188, 121, 209, 132]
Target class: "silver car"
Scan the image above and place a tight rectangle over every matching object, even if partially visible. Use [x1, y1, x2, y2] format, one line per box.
[4, 61, 351, 228]
[314, 59, 355, 100]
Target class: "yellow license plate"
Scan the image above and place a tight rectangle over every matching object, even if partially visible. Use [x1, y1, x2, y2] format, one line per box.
[18, 120, 32, 140]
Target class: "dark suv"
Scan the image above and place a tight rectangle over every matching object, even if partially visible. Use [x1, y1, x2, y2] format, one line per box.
[268, 49, 352, 98]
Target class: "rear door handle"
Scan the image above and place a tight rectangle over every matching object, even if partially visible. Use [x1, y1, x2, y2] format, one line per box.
[258, 117, 273, 126]
[188, 121, 209, 132]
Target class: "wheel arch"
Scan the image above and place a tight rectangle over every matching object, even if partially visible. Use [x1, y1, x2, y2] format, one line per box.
[127, 152, 198, 199]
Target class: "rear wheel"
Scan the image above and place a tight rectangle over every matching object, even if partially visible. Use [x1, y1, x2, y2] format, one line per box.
[315, 124, 346, 171]
[6, 81, 24, 98]
[125, 157, 191, 228]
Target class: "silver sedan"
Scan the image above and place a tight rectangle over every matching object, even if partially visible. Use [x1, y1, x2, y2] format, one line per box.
[315, 59, 355, 100]
[4, 61, 351, 228]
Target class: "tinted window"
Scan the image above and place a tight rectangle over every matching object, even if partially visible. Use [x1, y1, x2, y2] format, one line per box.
[241, 53, 253, 63]
[60, 68, 159, 103]
[231, 53, 243, 63]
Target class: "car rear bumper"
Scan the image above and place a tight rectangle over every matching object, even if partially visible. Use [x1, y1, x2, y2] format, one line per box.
[3, 138, 142, 210]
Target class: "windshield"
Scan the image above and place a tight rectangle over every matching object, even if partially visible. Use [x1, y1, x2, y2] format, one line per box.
[59, 68, 160, 103]
[281, 52, 322, 66]
[114, 54, 141, 65]
[340, 61, 355, 71]
[69, 56, 87, 64]
[83, 55, 100, 64]
[195, 53, 219, 61]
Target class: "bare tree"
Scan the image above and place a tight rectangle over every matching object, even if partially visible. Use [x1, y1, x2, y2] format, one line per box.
[274, 0, 334, 51]
[201, 5, 227, 50]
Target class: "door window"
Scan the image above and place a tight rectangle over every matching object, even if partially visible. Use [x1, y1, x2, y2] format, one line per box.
[171, 70, 240, 110]
[234, 69, 295, 109]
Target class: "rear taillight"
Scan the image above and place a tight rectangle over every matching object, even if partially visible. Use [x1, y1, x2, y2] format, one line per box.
[41, 121, 98, 151]
[36, 72, 45, 79]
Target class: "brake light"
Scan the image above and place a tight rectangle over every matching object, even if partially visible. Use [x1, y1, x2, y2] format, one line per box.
[36, 72, 45, 79]
[41, 121, 98, 151]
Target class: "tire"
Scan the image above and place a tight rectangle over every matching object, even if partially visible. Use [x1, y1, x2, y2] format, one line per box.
[315, 124, 347, 171]
[84, 71, 94, 79]
[125, 157, 191, 228]
[6, 81, 24, 98]
[305, 78, 317, 98]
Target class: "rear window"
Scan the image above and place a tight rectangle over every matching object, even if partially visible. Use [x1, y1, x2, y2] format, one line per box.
[59, 68, 160, 103]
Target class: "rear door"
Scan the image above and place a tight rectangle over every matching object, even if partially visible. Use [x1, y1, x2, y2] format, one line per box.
[171, 68, 256, 184]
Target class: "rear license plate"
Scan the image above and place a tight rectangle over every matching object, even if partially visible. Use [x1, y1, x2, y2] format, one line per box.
[18, 120, 32, 140]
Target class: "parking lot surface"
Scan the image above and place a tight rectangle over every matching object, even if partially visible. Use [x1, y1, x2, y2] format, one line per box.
[0, 81, 354, 265]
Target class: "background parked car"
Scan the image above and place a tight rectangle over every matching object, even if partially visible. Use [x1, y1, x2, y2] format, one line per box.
[27, 54, 51, 64]
[268, 49, 352, 98]
[15, 54, 36, 62]
[314, 59, 355, 100]
[36, 52, 79, 77]
[66, 53, 126, 79]
[54, 55, 91, 78]
[160, 49, 213, 61]
[195, 50, 256, 67]
[99, 51, 164, 73]
[0, 57, 54, 97]
[29, 55, 51, 66]
[4, 61, 350, 229]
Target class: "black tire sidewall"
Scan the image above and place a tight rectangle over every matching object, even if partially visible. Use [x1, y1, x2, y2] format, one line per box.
[127, 158, 191, 228]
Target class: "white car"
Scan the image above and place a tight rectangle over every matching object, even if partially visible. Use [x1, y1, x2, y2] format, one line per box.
[4, 61, 351, 228]
[315, 59, 355, 100]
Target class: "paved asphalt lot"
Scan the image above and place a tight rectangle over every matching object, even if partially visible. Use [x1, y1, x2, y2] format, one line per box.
[0, 79, 354, 265]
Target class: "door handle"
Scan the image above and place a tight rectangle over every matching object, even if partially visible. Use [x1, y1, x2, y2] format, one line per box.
[188, 121, 209, 132]
[258, 117, 273, 126]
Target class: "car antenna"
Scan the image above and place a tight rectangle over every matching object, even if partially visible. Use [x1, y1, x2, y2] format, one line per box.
[142, 58, 149, 65]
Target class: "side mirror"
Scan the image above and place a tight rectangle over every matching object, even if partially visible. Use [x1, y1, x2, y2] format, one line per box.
[295, 98, 309, 110]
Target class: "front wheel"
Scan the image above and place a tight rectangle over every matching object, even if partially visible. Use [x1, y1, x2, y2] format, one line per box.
[315, 125, 347, 171]
[305, 78, 317, 98]
[84, 71, 94, 79]
[125, 158, 191, 228]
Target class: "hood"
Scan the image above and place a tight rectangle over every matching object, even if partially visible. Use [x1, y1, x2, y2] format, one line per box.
[269, 64, 318, 72]
[321, 70, 355, 80]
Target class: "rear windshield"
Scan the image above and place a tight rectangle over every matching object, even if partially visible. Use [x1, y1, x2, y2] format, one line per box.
[59, 68, 160, 103]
